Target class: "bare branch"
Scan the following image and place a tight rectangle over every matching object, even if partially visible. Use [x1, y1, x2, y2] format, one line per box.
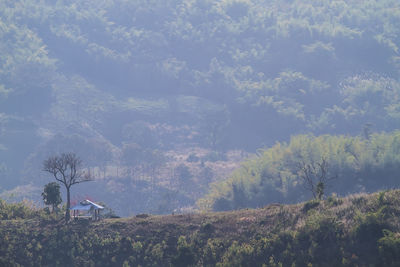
[297, 157, 337, 200]
[42, 152, 93, 222]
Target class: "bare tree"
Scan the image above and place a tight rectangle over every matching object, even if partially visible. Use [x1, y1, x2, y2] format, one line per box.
[297, 157, 337, 200]
[43, 153, 93, 222]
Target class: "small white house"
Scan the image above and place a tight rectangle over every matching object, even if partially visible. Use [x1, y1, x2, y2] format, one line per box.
[70, 199, 104, 221]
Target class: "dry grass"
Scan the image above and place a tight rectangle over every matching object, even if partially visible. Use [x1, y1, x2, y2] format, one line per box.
[91, 189, 400, 239]
[5, 189, 400, 246]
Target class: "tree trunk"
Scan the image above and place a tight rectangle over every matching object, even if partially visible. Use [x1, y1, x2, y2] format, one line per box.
[65, 187, 71, 223]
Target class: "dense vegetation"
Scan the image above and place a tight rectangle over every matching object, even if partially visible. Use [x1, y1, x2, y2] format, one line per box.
[2, 1, 400, 264]
[0, 199, 36, 220]
[1, 190, 400, 266]
[1, 0, 400, 214]
[200, 131, 400, 211]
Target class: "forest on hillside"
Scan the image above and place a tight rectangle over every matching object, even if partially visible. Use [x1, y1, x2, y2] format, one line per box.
[1, 0, 400, 215]
[200, 132, 400, 211]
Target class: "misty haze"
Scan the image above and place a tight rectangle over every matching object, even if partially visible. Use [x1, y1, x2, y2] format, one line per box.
[1, 0, 400, 266]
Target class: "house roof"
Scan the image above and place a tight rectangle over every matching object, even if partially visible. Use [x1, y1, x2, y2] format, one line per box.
[70, 199, 104, 210]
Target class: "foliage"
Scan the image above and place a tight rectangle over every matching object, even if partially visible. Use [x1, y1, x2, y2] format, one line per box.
[200, 132, 400, 211]
[0, 198, 39, 220]
[1, 190, 400, 266]
[378, 230, 400, 266]
[41, 182, 62, 212]
[2, 0, 400, 215]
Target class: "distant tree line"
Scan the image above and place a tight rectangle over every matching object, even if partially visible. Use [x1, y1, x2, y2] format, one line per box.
[199, 131, 400, 211]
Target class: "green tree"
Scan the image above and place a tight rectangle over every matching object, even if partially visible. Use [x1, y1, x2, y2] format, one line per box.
[41, 182, 62, 213]
[172, 236, 196, 267]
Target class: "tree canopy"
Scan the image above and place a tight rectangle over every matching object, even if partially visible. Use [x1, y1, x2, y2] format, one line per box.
[199, 132, 400, 211]
[41, 182, 62, 212]
[1, 0, 400, 214]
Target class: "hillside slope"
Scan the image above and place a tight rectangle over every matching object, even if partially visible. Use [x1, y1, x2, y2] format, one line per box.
[1, 0, 400, 214]
[200, 132, 400, 212]
[2, 190, 400, 266]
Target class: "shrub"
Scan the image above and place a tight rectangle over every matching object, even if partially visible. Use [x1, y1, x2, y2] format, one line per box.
[378, 230, 400, 267]
[172, 236, 196, 267]
[326, 193, 343, 207]
[351, 207, 391, 265]
[302, 199, 320, 213]
[0, 199, 38, 220]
